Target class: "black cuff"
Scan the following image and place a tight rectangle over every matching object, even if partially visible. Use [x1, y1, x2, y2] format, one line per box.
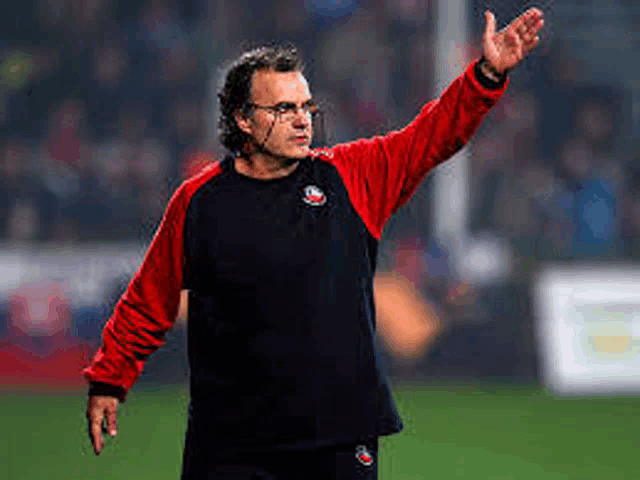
[474, 58, 507, 90]
[89, 382, 127, 402]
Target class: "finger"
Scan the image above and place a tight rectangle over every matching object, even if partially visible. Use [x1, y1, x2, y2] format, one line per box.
[521, 15, 544, 39]
[509, 11, 527, 32]
[520, 26, 535, 44]
[523, 13, 544, 41]
[89, 418, 104, 455]
[522, 19, 544, 47]
[87, 403, 106, 455]
[106, 404, 118, 437]
[523, 8, 544, 29]
[484, 10, 496, 39]
[505, 28, 522, 52]
[511, 7, 541, 36]
[519, 17, 544, 47]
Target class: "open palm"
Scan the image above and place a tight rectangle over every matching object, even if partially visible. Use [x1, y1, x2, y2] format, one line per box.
[483, 8, 545, 74]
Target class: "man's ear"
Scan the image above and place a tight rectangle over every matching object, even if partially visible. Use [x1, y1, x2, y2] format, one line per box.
[234, 109, 252, 136]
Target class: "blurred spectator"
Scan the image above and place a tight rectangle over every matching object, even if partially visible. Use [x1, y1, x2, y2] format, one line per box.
[552, 88, 626, 259]
[35, 0, 95, 92]
[35, 98, 105, 241]
[5, 3, 43, 46]
[36, 0, 69, 35]
[137, 0, 200, 130]
[555, 137, 617, 258]
[67, 0, 113, 39]
[312, 91, 358, 146]
[0, 137, 58, 242]
[41, 98, 92, 172]
[383, 0, 432, 26]
[318, 5, 397, 137]
[383, 0, 436, 114]
[1, 46, 63, 138]
[422, 280, 535, 380]
[273, 0, 310, 39]
[171, 91, 208, 170]
[469, 88, 548, 269]
[37, 0, 111, 54]
[92, 100, 171, 237]
[128, 0, 170, 130]
[87, 31, 134, 139]
[405, 31, 437, 111]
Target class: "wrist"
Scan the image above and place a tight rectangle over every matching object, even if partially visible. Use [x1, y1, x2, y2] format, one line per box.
[479, 56, 507, 82]
[474, 57, 507, 90]
[89, 381, 126, 402]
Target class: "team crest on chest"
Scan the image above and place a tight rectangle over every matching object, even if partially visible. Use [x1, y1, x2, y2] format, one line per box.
[302, 185, 327, 206]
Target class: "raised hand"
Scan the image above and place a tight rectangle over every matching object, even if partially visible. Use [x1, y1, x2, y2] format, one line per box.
[482, 8, 545, 74]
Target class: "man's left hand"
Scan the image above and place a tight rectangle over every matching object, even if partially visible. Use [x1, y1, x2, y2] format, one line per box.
[482, 7, 545, 74]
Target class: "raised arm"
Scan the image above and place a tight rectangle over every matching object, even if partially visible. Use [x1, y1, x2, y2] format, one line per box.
[321, 7, 545, 239]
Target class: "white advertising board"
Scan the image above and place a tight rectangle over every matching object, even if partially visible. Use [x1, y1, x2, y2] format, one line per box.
[534, 264, 640, 395]
[0, 243, 145, 306]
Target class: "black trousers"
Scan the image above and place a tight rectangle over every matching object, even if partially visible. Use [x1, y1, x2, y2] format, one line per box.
[181, 437, 379, 480]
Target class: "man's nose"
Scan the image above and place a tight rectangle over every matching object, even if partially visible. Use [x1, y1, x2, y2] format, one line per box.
[293, 107, 311, 126]
[292, 108, 312, 127]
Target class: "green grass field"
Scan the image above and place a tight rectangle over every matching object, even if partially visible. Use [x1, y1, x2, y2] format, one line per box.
[3, 382, 639, 479]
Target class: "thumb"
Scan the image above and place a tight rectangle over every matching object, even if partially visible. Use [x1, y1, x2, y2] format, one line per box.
[484, 10, 496, 40]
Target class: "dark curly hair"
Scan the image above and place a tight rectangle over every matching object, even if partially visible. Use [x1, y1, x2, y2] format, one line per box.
[217, 45, 304, 154]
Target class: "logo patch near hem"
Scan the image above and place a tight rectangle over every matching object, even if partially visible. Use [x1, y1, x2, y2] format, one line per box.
[355, 445, 374, 467]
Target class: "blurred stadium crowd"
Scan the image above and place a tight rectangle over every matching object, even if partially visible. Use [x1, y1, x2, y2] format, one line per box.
[0, 0, 637, 385]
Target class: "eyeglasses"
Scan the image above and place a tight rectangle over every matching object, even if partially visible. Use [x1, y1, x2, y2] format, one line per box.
[247, 100, 319, 121]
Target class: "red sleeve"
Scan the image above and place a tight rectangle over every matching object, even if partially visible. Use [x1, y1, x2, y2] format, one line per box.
[316, 60, 507, 239]
[82, 161, 221, 400]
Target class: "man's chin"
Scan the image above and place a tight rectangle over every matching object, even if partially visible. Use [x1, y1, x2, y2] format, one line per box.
[285, 146, 310, 159]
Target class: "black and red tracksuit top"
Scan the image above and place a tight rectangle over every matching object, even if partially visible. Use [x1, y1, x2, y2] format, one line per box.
[84, 61, 507, 453]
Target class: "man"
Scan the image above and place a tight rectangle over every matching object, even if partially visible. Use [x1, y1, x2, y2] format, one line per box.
[84, 8, 544, 479]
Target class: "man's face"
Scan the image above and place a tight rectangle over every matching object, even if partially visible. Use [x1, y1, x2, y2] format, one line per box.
[236, 70, 314, 159]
